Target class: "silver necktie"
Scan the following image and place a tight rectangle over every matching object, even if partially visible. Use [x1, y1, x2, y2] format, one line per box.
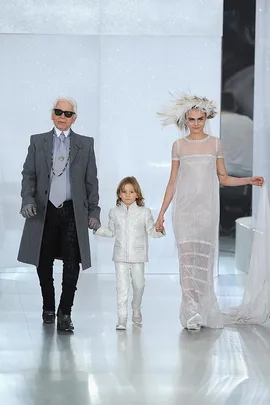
[49, 133, 67, 207]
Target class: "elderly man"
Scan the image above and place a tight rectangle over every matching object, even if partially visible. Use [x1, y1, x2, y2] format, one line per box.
[18, 97, 100, 332]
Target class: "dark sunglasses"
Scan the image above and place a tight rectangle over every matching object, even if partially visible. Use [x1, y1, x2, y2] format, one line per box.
[54, 109, 75, 118]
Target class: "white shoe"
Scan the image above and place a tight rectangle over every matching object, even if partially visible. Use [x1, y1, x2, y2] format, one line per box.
[132, 309, 142, 324]
[187, 314, 203, 330]
[116, 318, 127, 330]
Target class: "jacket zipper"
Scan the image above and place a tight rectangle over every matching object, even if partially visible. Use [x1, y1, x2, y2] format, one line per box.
[125, 210, 129, 261]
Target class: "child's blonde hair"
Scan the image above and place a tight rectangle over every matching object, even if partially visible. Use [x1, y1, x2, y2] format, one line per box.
[116, 176, 145, 207]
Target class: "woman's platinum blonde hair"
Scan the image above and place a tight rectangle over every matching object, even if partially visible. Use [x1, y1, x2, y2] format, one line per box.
[157, 92, 217, 130]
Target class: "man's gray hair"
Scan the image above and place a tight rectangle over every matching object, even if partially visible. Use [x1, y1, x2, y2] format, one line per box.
[53, 97, 78, 114]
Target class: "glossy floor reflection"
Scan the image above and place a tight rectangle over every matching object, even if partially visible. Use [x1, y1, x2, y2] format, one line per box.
[1, 261, 270, 405]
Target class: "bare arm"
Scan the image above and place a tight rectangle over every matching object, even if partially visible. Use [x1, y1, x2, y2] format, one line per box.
[155, 160, 179, 232]
[158, 160, 179, 215]
[217, 158, 263, 187]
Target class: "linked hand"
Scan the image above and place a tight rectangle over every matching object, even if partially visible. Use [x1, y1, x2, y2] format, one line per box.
[155, 215, 164, 233]
[21, 204, 37, 218]
[88, 217, 101, 231]
[249, 176, 264, 187]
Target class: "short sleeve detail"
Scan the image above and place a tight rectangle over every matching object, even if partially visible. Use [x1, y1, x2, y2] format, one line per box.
[216, 138, 224, 159]
[172, 140, 180, 161]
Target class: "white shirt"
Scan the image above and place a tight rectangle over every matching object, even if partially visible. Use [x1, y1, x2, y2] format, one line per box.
[54, 127, 70, 137]
[95, 202, 165, 263]
[221, 112, 253, 177]
[51, 127, 71, 201]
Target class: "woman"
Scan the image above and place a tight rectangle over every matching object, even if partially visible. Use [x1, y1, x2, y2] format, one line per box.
[155, 93, 263, 330]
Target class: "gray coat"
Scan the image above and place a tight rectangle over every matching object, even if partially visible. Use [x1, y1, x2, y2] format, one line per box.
[17, 129, 100, 270]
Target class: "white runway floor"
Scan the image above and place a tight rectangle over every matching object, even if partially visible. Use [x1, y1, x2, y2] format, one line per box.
[1, 255, 270, 405]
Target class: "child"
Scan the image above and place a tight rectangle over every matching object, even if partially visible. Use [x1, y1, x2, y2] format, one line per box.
[94, 176, 165, 330]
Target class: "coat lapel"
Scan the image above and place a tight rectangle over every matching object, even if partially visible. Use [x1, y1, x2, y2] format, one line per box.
[70, 129, 83, 165]
[43, 130, 53, 170]
[43, 129, 82, 169]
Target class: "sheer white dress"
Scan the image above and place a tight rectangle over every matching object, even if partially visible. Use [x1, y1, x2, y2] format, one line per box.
[172, 135, 224, 329]
[172, 135, 270, 329]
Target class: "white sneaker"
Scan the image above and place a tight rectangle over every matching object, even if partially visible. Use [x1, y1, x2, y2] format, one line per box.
[187, 313, 203, 330]
[132, 309, 142, 324]
[116, 318, 127, 330]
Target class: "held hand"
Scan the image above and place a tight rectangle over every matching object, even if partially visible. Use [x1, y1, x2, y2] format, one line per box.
[249, 176, 264, 187]
[155, 215, 164, 233]
[21, 204, 37, 218]
[88, 217, 101, 231]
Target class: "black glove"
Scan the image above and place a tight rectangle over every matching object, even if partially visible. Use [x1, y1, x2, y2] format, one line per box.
[88, 217, 101, 231]
[21, 204, 37, 218]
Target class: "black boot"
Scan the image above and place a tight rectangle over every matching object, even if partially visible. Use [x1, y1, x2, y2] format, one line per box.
[57, 308, 74, 332]
[42, 310, 55, 324]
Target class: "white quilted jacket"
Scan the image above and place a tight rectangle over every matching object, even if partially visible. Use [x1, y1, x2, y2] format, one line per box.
[95, 202, 165, 262]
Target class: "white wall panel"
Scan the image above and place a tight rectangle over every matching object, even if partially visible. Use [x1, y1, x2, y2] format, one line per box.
[101, 0, 223, 36]
[0, 1, 223, 36]
[0, 0, 100, 34]
[0, 1, 223, 272]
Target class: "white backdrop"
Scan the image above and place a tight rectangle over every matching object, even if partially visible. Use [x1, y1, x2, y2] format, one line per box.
[0, 0, 224, 272]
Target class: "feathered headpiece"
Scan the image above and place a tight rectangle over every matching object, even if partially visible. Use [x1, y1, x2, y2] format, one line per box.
[157, 92, 217, 130]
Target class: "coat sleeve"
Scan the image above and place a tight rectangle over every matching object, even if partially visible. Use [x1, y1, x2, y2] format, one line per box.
[145, 208, 165, 238]
[86, 138, 101, 222]
[21, 135, 37, 209]
[94, 209, 116, 238]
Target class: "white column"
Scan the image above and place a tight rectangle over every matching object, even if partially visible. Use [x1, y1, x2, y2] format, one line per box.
[253, 0, 270, 214]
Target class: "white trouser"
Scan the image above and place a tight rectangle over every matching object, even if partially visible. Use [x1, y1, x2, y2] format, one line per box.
[114, 262, 145, 318]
